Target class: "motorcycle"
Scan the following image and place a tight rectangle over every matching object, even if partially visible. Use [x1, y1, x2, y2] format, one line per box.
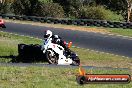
[42, 39, 80, 66]
[0, 19, 6, 28]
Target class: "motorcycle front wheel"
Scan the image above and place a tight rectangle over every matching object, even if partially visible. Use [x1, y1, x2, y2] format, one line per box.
[46, 50, 58, 64]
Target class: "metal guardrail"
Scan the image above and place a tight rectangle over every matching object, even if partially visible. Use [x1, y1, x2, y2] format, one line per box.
[0, 14, 132, 29]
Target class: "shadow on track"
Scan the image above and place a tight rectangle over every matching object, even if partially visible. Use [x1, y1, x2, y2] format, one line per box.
[0, 55, 47, 63]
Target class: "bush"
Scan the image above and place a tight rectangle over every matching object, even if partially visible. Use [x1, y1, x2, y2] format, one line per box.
[11, 0, 64, 18]
[68, 6, 80, 19]
[0, 2, 13, 14]
[11, 0, 40, 16]
[35, 3, 65, 18]
[39, 0, 53, 3]
[80, 6, 124, 21]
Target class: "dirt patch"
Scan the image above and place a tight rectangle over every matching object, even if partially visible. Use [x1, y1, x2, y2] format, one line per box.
[5, 19, 110, 34]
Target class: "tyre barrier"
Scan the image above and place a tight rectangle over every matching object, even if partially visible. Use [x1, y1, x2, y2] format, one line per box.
[1, 14, 132, 29]
[18, 44, 47, 62]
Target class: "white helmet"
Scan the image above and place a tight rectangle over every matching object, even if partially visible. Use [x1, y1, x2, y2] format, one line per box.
[44, 30, 52, 39]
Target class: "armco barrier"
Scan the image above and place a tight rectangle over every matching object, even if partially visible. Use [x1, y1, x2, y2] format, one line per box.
[0, 14, 132, 29]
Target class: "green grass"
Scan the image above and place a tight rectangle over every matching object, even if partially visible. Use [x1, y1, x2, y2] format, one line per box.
[81, 26, 132, 38]
[72, 47, 132, 68]
[0, 66, 131, 88]
[0, 27, 132, 88]
[0, 31, 41, 62]
[107, 28, 132, 37]
[0, 31, 132, 68]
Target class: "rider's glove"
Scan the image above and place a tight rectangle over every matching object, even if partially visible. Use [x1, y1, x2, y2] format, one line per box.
[43, 49, 46, 53]
[56, 39, 60, 43]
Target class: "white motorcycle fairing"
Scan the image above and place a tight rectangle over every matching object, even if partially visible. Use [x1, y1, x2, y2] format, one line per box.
[44, 40, 73, 65]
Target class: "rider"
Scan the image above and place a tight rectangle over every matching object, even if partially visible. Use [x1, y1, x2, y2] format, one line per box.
[42, 30, 52, 53]
[42, 30, 71, 55]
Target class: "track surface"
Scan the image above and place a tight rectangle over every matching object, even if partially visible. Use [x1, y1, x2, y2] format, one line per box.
[2, 22, 132, 58]
[0, 63, 129, 70]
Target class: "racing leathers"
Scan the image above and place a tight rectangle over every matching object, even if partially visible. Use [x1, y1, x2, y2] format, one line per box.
[42, 35, 71, 55]
[42, 37, 52, 53]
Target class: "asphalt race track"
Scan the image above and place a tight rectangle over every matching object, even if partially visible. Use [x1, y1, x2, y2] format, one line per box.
[0, 63, 129, 70]
[2, 22, 132, 58]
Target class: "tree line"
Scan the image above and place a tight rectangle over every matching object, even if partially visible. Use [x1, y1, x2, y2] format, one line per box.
[0, 0, 132, 22]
